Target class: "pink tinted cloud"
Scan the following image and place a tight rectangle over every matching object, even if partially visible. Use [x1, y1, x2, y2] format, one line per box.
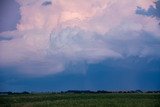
[0, 0, 159, 76]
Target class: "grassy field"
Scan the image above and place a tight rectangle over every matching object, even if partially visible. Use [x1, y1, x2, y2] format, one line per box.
[0, 93, 160, 107]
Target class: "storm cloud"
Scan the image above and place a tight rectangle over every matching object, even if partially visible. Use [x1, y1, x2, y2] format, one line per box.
[0, 0, 160, 76]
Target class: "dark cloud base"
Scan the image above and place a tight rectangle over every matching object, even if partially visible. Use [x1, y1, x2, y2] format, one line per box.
[0, 57, 160, 92]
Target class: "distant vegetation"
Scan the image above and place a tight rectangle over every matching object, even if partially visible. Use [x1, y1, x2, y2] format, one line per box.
[0, 93, 160, 107]
[0, 90, 160, 107]
[0, 90, 160, 95]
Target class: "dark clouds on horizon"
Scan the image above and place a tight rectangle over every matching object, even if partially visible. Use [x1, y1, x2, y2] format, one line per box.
[0, 57, 160, 92]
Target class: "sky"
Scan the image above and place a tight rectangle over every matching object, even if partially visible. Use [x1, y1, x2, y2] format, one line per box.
[0, 0, 160, 92]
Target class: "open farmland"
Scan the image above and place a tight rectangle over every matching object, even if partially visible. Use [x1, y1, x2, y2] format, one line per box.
[0, 93, 160, 107]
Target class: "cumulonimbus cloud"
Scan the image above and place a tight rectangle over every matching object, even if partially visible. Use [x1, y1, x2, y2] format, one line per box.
[0, 0, 160, 76]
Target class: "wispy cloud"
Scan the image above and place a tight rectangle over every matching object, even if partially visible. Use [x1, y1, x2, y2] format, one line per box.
[42, 1, 52, 6]
[136, 0, 160, 19]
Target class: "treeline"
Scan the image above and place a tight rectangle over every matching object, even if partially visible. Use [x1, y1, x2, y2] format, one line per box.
[0, 90, 160, 95]
[0, 91, 30, 95]
[62, 90, 160, 94]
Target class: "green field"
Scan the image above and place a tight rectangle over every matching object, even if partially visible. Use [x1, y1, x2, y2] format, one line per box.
[0, 93, 160, 107]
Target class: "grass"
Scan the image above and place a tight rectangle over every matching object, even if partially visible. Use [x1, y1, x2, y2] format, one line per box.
[0, 93, 160, 107]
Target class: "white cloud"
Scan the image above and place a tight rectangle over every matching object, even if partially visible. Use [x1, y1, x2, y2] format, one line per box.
[0, 0, 160, 76]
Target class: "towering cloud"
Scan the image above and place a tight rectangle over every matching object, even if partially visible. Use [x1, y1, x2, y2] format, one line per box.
[0, 0, 160, 76]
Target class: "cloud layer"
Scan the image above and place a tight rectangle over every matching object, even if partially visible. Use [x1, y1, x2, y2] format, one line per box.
[0, 0, 160, 76]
